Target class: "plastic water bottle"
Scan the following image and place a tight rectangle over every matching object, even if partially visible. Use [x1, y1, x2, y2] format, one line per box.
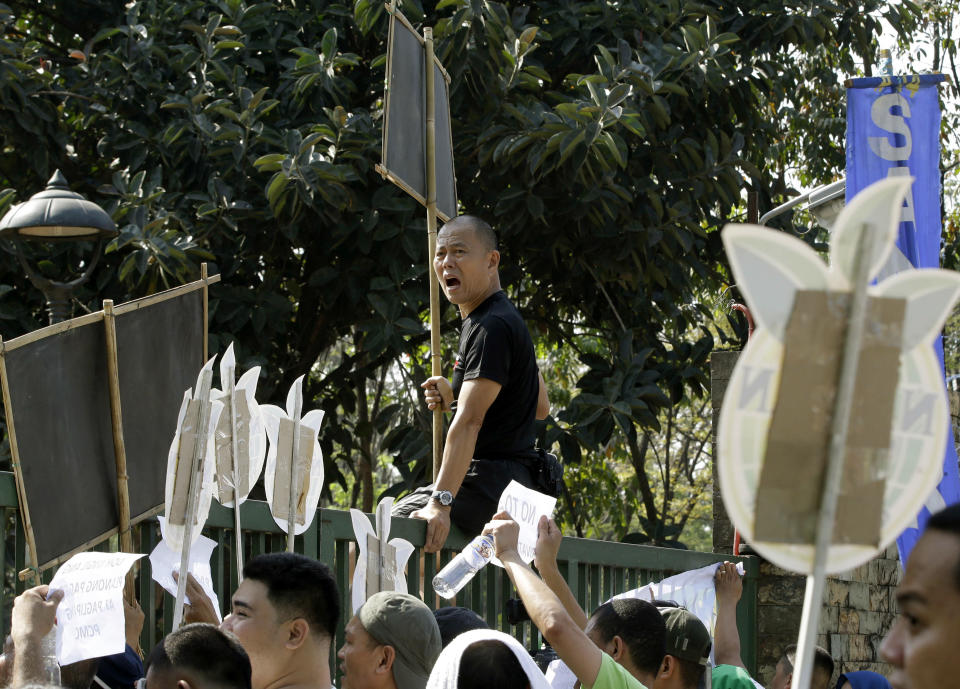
[39, 628, 60, 684]
[432, 534, 495, 599]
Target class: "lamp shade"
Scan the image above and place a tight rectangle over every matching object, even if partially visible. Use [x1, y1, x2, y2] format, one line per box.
[0, 170, 117, 241]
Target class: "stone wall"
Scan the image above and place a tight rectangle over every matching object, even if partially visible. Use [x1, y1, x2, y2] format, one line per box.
[710, 351, 900, 685]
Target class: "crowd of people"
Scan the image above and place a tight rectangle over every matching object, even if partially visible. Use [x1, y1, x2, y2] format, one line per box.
[2, 502, 958, 689]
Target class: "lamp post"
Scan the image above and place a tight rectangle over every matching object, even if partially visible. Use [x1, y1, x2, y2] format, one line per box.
[0, 170, 118, 323]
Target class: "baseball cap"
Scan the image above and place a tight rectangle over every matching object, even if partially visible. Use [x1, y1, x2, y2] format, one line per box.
[659, 607, 712, 665]
[359, 592, 442, 689]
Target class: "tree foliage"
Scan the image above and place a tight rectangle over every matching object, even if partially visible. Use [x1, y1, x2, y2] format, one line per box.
[0, 0, 919, 538]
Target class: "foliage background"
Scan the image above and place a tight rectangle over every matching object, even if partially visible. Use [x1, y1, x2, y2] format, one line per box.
[0, 0, 940, 548]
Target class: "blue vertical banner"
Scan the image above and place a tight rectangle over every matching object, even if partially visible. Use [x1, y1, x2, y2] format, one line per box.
[846, 74, 959, 565]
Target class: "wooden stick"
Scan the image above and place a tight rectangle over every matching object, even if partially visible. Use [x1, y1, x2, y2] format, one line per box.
[201, 263, 209, 364]
[424, 26, 443, 482]
[0, 338, 40, 585]
[172, 367, 214, 630]
[226, 367, 244, 580]
[287, 391, 304, 552]
[103, 299, 136, 604]
[791, 224, 875, 689]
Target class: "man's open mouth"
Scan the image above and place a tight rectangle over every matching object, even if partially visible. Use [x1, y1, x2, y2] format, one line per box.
[445, 277, 460, 288]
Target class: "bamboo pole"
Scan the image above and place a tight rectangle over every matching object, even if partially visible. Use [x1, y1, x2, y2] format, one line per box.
[103, 299, 136, 604]
[424, 26, 443, 481]
[791, 225, 875, 689]
[172, 368, 214, 630]
[0, 338, 40, 585]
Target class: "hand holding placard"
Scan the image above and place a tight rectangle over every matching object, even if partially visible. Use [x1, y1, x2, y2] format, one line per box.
[491, 481, 557, 567]
[48, 552, 143, 665]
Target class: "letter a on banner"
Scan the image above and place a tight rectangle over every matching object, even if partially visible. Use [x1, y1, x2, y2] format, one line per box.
[846, 73, 960, 565]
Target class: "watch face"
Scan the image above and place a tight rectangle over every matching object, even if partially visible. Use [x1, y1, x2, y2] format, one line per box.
[434, 490, 453, 506]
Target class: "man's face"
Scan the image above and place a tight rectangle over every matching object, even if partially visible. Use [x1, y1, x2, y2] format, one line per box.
[433, 223, 498, 315]
[766, 659, 791, 689]
[337, 616, 384, 689]
[880, 529, 960, 689]
[220, 579, 289, 689]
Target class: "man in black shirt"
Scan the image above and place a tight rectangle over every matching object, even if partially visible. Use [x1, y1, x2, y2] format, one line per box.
[393, 215, 548, 552]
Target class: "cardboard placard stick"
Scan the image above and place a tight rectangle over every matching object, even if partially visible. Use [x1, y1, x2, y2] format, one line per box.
[167, 358, 221, 630]
[102, 299, 136, 604]
[261, 376, 325, 549]
[212, 343, 265, 581]
[791, 225, 874, 689]
[718, 176, 960, 689]
[285, 385, 303, 552]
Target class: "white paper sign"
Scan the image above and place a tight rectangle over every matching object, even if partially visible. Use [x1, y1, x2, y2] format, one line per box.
[150, 517, 222, 622]
[492, 481, 557, 567]
[49, 552, 144, 665]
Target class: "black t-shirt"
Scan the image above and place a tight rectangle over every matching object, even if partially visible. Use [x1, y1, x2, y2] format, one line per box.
[451, 291, 539, 460]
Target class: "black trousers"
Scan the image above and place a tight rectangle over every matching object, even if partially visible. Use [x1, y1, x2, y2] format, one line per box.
[391, 458, 535, 538]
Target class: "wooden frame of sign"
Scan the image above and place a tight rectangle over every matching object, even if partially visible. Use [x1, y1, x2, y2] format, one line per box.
[377, 2, 459, 480]
[0, 267, 219, 579]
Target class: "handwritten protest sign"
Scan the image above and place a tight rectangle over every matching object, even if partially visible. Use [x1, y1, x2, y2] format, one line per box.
[150, 517, 222, 622]
[492, 481, 556, 567]
[49, 552, 143, 665]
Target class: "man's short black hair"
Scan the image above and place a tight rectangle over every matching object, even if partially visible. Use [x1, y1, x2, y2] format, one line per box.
[145, 623, 251, 689]
[442, 215, 498, 251]
[243, 552, 340, 639]
[458, 639, 526, 689]
[589, 599, 666, 677]
[926, 503, 960, 591]
[780, 644, 834, 682]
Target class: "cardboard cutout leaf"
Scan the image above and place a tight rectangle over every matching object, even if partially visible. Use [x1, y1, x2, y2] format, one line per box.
[874, 269, 960, 351]
[261, 376, 325, 535]
[163, 356, 223, 554]
[830, 176, 913, 286]
[212, 343, 266, 506]
[722, 225, 830, 339]
[350, 497, 414, 614]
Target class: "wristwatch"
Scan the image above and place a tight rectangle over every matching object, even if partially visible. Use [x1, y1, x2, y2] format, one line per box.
[430, 489, 454, 507]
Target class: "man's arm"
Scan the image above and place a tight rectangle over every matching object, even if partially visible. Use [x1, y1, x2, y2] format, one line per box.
[533, 516, 588, 630]
[413, 377, 501, 552]
[536, 371, 549, 420]
[485, 513, 603, 688]
[713, 562, 746, 668]
[11, 585, 63, 686]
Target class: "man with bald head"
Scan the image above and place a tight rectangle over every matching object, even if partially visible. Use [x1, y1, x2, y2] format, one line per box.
[393, 215, 550, 552]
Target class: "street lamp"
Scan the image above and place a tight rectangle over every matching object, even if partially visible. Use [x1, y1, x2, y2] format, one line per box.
[0, 170, 118, 323]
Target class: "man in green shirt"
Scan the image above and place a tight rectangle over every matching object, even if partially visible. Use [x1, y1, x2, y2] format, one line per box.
[484, 512, 665, 689]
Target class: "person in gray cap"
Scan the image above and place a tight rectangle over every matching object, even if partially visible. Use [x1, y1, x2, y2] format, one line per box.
[338, 591, 442, 689]
[651, 605, 712, 689]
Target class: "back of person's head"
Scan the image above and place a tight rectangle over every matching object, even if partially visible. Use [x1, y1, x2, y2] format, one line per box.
[457, 640, 527, 689]
[426, 629, 548, 689]
[926, 503, 960, 590]
[433, 607, 490, 648]
[780, 644, 834, 689]
[60, 658, 100, 689]
[658, 606, 711, 689]
[242, 552, 339, 639]
[443, 216, 498, 251]
[589, 599, 666, 677]
[145, 623, 251, 689]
